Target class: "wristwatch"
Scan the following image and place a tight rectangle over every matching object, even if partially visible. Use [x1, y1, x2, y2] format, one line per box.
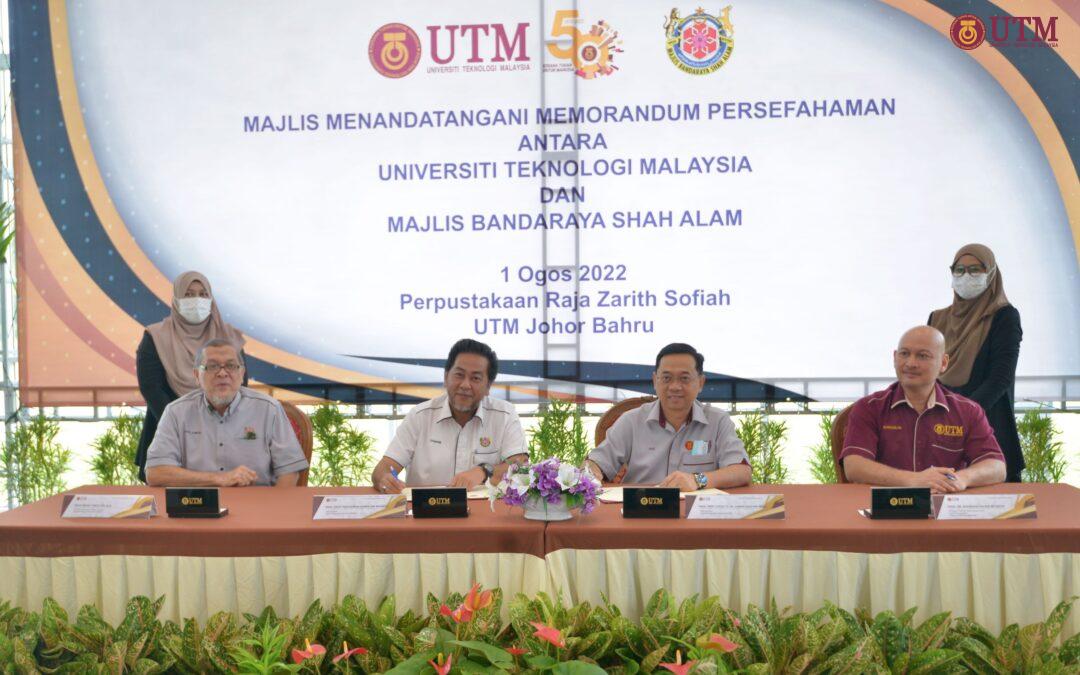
[478, 463, 495, 482]
[693, 472, 708, 490]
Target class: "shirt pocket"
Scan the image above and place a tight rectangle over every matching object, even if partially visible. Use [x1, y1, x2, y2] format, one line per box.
[930, 443, 965, 469]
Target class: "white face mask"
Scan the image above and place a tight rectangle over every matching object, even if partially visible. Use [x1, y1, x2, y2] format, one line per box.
[176, 297, 213, 324]
[952, 272, 989, 300]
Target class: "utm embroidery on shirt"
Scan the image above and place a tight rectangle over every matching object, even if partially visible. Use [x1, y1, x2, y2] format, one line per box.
[882, 425, 902, 431]
[934, 424, 964, 437]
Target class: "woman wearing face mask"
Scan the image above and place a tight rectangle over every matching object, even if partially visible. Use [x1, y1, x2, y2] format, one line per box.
[929, 244, 1023, 482]
[134, 271, 247, 481]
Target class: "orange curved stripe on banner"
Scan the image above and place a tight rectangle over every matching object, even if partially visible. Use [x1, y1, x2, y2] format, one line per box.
[13, 117, 143, 373]
[881, 0, 1080, 263]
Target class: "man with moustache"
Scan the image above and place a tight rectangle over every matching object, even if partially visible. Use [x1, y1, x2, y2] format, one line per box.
[840, 326, 1006, 492]
[585, 343, 751, 491]
[145, 338, 307, 487]
[371, 339, 527, 492]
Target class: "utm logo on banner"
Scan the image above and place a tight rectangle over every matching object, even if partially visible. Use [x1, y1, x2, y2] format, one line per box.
[369, 23, 422, 78]
[664, 6, 735, 75]
[949, 14, 986, 50]
[545, 10, 623, 79]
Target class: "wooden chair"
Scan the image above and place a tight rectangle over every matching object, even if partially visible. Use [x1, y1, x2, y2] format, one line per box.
[594, 396, 656, 484]
[279, 400, 314, 486]
[829, 405, 855, 484]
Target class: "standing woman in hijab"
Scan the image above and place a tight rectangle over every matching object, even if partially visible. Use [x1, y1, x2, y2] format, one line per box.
[134, 271, 246, 481]
[929, 244, 1023, 482]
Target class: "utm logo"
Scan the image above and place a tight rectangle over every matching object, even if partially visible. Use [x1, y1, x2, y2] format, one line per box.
[369, 23, 422, 78]
[949, 14, 986, 50]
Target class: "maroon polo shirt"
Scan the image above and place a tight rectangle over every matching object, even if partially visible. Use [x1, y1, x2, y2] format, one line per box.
[840, 381, 1004, 472]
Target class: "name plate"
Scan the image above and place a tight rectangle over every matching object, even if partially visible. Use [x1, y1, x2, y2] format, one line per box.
[412, 488, 468, 518]
[312, 494, 407, 520]
[686, 494, 785, 520]
[166, 488, 228, 518]
[61, 494, 157, 519]
[869, 487, 931, 519]
[622, 487, 680, 518]
[934, 493, 1036, 520]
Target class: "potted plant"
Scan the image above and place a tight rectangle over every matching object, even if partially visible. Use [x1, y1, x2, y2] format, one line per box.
[492, 458, 600, 521]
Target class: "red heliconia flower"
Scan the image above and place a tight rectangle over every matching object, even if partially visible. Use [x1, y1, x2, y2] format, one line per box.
[439, 604, 453, 617]
[450, 604, 473, 623]
[291, 639, 326, 664]
[705, 633, 739, 653]
[463, 583, 494, 613]
[506, 645, 528, 656]
[659, 650, 697, 675]
[530, 621, 566, 648]
[331, 640, 368, 664]
[429, 652, 453, 675]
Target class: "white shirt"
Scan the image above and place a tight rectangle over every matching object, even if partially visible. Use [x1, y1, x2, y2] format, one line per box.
[383, 394, 526, 486]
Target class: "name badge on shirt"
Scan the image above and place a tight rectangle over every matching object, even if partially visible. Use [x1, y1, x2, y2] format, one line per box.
[685, 440, 709, 456]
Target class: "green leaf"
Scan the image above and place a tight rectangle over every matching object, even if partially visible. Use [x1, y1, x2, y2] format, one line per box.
[907, 648, 964, 674]
[526, 654, 559, 669]
[639, 643, 670, 673]
[447, 640, 513, 666]
[383, 650, 438, 675]
[551, 662, 609, 675]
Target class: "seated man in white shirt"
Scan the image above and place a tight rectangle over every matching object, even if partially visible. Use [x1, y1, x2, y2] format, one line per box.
[370, 339, 527, 493]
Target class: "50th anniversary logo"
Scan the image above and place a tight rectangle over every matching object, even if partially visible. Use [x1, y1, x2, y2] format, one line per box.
[367, 7, 737, 79]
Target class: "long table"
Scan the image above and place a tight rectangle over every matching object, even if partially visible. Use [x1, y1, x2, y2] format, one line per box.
[547, 484, 1080, 636]
[1, 484, 1077, 635]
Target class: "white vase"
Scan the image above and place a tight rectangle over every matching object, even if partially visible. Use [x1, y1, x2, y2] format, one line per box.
[523, 494, 573, 521]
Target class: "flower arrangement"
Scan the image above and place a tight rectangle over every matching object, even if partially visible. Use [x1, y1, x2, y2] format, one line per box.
[493, 458, 601, 516]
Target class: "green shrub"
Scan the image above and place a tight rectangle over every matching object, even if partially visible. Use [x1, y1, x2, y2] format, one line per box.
[808, 411, 839, 484]
[0, 590, 1075, 672]
[0, 413, 71, 506]
[89, 412, 143, 485]
[527, 399, 590, 465]
[1019, 409, 1068, 483]
[736, 412, 789, 485]
[308, 405, 377, 487]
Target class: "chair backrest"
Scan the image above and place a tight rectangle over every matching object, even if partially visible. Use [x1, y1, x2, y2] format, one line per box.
[279, 400, 314, 486]
[594, 396, 656, 446]
[594, 396, 656, 485]
[830, 405, 855, 484]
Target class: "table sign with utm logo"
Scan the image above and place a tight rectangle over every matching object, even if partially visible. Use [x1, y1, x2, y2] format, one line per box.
[622, 487, 680, 518]
[867, 487, 931, 519]
[411, 488, 469, 518]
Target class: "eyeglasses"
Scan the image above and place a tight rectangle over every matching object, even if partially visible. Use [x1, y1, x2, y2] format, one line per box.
[199, 362, 242, 374]
[950, 264, 987, 277]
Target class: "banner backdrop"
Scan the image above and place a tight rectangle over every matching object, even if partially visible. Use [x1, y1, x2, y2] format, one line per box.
[11, 0, 1079, 406]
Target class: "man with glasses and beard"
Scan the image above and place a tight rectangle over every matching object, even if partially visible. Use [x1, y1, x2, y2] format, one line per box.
[145, 338, 308, 487]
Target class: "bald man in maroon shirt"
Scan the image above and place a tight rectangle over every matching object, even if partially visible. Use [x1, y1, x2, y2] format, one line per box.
[840, 326, 1007, 493]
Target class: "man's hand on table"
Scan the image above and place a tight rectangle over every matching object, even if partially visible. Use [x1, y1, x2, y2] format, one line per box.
[216, 466, 258, 487]
[449, 466, 487, 490]
[907, 467, 962, 494]
[658, 471, 698, 492]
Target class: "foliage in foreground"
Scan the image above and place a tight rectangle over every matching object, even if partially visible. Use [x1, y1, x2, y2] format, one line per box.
[0, 589, 1076, 673]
